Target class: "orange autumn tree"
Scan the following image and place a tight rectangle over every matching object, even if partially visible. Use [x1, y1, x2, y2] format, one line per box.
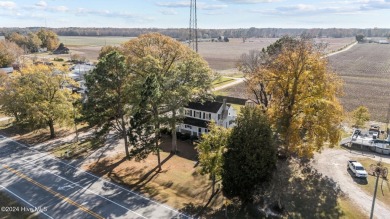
[242, 37, 344, 157]
[0, 64, 80, 138]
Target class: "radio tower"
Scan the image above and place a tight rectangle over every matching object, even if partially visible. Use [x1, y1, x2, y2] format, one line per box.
[189, 0, 198, 52]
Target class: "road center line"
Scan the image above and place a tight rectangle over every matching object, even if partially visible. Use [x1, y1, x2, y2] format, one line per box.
[2, 164, 104, 219]
[13, 158, 147, 219]
[1, 136, 192, 218]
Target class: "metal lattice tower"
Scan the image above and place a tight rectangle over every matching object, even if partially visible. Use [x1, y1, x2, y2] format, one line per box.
[189, 0, 198, 52]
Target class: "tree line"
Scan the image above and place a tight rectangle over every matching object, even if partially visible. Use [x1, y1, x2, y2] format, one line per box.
[1, 27, 390, 40]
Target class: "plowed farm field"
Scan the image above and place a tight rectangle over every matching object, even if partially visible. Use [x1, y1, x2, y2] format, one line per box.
[218, 43, 390, 122]
[328, 43, 390, 122]
[54, 36, 354, 70]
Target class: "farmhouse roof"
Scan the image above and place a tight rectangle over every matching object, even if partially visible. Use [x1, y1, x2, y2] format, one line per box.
[186, 101, 223, 113]
[183, 117, 209, 128]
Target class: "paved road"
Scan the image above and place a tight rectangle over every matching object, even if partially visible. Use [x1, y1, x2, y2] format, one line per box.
[0, 135, 190, 219]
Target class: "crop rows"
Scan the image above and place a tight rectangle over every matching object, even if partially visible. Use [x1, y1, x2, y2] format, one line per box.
[218, 43, 390, 122]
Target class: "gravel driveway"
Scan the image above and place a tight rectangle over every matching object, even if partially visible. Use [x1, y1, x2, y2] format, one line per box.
[312, 147, 390, 219]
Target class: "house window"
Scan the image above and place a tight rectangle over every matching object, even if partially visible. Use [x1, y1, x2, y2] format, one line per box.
[218, 114, 221, 120]
[198, 127, 202, 133]
[185, 125, 192, 129]
[185, 109, 192, 117]
[195, 111, 201, 118]
[203, 112, 205, 119]
[208, 113, 211, 120]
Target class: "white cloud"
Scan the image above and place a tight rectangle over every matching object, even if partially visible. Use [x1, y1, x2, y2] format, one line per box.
[218, 0, 280, 3]
[156, 1, 189, 8]
[51, 5, 68, 12]
[35, 0, 47, 8]
[160, 9, 178, 15]
[0, 1, 16, 9]
[156, 1, 227, 10]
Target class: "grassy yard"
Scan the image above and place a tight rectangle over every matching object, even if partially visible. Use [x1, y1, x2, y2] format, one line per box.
[51, 139, 95, 159]
[338, 196, 367, 218]
[84, 147, 225, 215]
[0, 192, 38, 219]
[356, 158, 390, 208]
[212, 76, 235, 87]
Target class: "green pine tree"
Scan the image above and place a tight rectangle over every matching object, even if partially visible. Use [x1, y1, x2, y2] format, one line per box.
[222, 106, 277, 202]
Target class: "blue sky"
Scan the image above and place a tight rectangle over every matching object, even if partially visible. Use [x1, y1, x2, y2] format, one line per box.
[0, 0, 390, 28]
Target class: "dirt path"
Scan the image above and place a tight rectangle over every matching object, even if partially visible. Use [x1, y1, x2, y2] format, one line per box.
[213, 78, 245, 91]
[312, 148, 390, 219]
[324, 41, 358, 57]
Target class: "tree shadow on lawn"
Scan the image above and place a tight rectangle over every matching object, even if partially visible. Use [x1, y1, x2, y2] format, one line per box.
[258, 159, 346, 218]
[159, 134, 198, 161]
[87, 152, 175, 199]
[0, 123, 72, 145]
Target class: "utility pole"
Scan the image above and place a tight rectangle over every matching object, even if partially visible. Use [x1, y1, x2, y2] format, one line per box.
[386, 103, 390, 139]
[370, 171, 380, 219]
[189, 0, 198, 52]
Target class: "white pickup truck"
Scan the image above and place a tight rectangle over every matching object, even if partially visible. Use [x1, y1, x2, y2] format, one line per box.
[348, 160, 368, 178]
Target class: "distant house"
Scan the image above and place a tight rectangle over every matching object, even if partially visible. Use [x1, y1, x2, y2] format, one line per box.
[68, 64, 95, 94]
[53, 43, 70, 54]
[177, 99, 237, 137]
[0, 67, 14, 74]
[379, 40, 389, 44]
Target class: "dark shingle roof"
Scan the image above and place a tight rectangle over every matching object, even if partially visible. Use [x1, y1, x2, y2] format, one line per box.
[183, 117, 209, 128]
[186, 101, 223, 113]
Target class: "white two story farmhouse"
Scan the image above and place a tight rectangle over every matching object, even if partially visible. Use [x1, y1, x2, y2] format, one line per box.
[177, 99, 237, 137]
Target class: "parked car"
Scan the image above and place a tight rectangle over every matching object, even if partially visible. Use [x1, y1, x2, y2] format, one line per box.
[347, 160, 368, 178]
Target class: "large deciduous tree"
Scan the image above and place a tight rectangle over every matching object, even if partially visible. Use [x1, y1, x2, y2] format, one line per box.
[222, 106, 276, 202]
[352, 106, 370, 128]
[0, 40, 24, 67]
[37, 29, 60, 51]
[266, 38, 343, 157]
[122, 33, 214, 164]
[84, 51, 134, 159]
[240, 36, 343, 158]
[0, 65, 80, 138]
[196, 121, 230, 194]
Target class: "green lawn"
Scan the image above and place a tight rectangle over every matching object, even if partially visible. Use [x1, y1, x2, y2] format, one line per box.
[212, 76, 235, 87]
[338, 197, 367, 218]
[51, 139, 94, 158]
[356, 158, 390, 208]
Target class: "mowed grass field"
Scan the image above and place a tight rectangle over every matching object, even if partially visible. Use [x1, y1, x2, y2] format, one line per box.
[328, 43, 390, 122]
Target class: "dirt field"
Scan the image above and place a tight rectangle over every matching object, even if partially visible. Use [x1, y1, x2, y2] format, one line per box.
[328, 43, 390, 122]
[217, 43, 390, 122]
[55, 36, 354, 70]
